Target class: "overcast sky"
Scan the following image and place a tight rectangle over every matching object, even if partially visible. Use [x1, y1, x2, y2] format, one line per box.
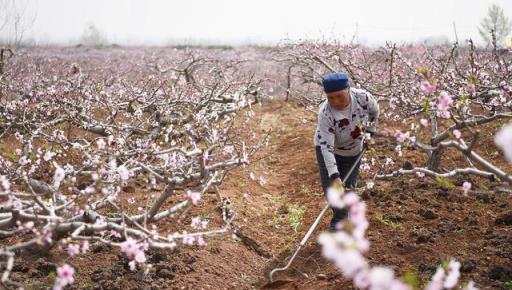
[9, 0, 512, 46]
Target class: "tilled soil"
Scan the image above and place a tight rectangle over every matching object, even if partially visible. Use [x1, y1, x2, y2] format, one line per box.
[6, 100, 512, 290]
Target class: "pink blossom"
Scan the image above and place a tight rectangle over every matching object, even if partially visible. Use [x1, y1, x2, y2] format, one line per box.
[390, 280, 413, 290]
[437, 91, 453, 119]
[426, 268, 445, 290]
[420, 118, 428, 127]
[43, 150, 56, 161]
[82, 240, 90, 253]
[343, 192, 359, 206]
[334, 250, 367, 278]
[134, 250, 146, 263]
[462, 181, 471, 194]
[96, 138, 106, 149]
[196, 236, 207, 246]
[40, 228, 53, 244]
[453, 129, 461, 139]
[111, 230, 121, 238]
[354, 270, 370, 289]
[464, 281, 479, 290]
[259, 176, 267, 186]
[356, 237, 370, 253]
[67, 244, 80, 257]
[222, 145, 234, 155]
[53, 264, 75, 290]
[142, 240, 149, 251]
[25, 221, 34, 230]
[107, 135, 114, 146]
[420, 81, 435, 94]
[186, 190, 201, 205]
[326, 186, 345, 209]
[349, 202, 367, 225]
[0, 175, 10, 192]
[191, 217, 207, 229]
[120, 238, 139, 259]
[495, 123, 512, 164]
[368, 267, 395, 289]
[19, 156, 29, 165]
[317, 232, 339, 260]
[182, 234, 195, 245]
[53, 163, 66, 188]
[394, 130, 407, 143]
[465, 84, 476, 94]
[129, 260, 137, 271]
[117, 165, 130, 180]
[444, 259, 461, 289]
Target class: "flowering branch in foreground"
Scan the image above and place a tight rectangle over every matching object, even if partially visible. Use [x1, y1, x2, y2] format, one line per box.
[318, 186, 478, 290]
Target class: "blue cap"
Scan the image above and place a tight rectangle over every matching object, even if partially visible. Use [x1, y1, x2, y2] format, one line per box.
[322, 72, 350, 93]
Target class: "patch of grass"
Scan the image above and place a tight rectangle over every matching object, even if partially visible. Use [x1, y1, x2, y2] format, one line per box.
[106, 212, 121, 218]
[374, 212, 403, 230]
[299, 184, 310, 196]
[435, 176, 455, 189]
[6, 151, 17, 161]
[505, 280, 512, 289]
[267, 196, 285, 227]
[83, 281, 95, 289]
[208, 239, 220, 247]
[267, 199, 307, 238]
[287, 204, 307, 233]
[47, 271, 56, 280]
[480, 181, 489, 191]
[233, 180, 246, 188]
[402, 268, 422, 289]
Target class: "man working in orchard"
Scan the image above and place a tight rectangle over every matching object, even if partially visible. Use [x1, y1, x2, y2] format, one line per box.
[314, 72, 379, 231]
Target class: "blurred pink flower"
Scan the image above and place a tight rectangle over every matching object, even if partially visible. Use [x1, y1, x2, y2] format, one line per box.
[191, 217, 208, 229]
[465, 84, 476, 94]
[437, 91, 453, 119]
[67, 244, 80, 257]
[117, 165, 130, 180]
[495, 123, 512, 164]
[444, 260, 461, 288]
[196, 236, 207, 246]
[82, 240, 90, 253]
[53, 163, 66, 188]
[0, 175, 10, 192]
[394, 130, 407, 143]
[420, 81, 435, 94]
[462, 181, 471, 194]
[53, 264, 75, 290]
[326, 186, 345, 209]
[187, 190, 201, 205]
[369, 267, 395, 289]
[453, 129, 461, 139]
[120, 238, 139, 259]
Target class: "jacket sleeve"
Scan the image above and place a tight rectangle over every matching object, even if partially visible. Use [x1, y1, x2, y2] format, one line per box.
[366, 92, 380, 133]
[316, 106, 340, 180]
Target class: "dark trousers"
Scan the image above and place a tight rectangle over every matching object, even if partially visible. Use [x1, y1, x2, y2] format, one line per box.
[315, 146, 361, 231]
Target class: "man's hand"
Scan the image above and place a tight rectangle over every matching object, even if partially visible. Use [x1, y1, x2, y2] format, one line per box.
[330, 177, 345, 193]
[363, 132, 375, 149]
